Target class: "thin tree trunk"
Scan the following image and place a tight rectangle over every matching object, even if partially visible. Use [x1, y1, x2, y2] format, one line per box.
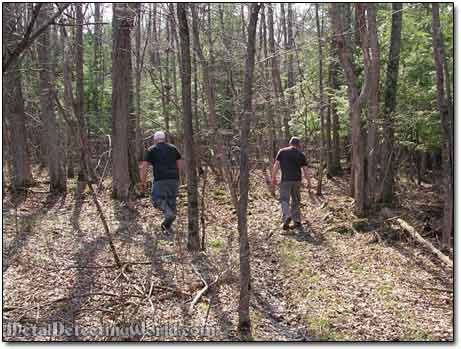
[381, 3, 402, 204]
[286, 4, 295, 137]
[366, 4, 380, 205]
[93, 3, 102, 117]
[177, 3, 200, 252]
[267, 4, 284, 143]
[315, 4, 325, 195]
[135, 3, 142, 161]
[75, 4, 89, 181]
[237, 3, 260, 337]
[431, 3, 453, 249]
[329, 38, 341, 174]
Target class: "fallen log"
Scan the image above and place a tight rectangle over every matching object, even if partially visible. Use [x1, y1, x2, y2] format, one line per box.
[396, 218, 453, 268]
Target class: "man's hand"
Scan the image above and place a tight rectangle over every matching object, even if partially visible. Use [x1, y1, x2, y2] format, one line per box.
[139, 182, 146, 193]
[271, 177, 277, 195]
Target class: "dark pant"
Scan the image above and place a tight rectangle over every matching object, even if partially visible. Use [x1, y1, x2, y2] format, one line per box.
[151, 179, 179, 228]
[279, 181, 301, 223]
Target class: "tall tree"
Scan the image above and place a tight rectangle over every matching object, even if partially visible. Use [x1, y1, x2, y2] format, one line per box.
[328, 34, 341, 175]
[267, 4, 284, 142]
[3, 3, 33, 190]
[381, 3, 403, 204]
[92, 3, 103, 117]
[112, 3, 136, 200]
[331, 3, 373, 216]
[237, 3, 260, 337]
[431, 3, 453, 248]
[365, 4, 380, 204]
[177, 3, 200, 252]
[75, 4, 89, 180]
[315, 4, 326, 195]
[36, 3, 66, 192]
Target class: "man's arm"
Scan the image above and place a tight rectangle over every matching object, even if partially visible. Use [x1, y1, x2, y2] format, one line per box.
[176, 159, 185, 170]
[139, 161, 150, 191]
[271, 160, 280, 189]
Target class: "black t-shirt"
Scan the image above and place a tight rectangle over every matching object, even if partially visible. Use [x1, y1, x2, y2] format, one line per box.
[276, 146, 308, 182]
[143, 143, 181, 181]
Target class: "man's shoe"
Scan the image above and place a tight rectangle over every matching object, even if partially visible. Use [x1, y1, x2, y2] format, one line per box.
[161, 222, 173, 235]
[293, 221, 302, 229]
[293, 222, 304, 233]
[282, 217, 292, 230]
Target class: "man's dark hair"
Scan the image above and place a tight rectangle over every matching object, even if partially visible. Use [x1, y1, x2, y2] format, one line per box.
[289, 137, 301, 147]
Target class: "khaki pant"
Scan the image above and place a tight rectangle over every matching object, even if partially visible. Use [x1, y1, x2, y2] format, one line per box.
[279, 181, 301, 223]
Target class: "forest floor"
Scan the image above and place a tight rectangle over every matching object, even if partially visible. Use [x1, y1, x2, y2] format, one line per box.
[2, 167, 453, 341]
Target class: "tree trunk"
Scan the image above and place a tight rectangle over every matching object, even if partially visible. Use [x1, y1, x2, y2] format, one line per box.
[169, 4, 181, 134]
[260, 5, 276, 160]
[112, 3, 136, 201]
[328, 36, 341, 175]
[267, 4, 284, 143]
[331, 3, 371, 217]
[381, 3, 403, 204]
[365, 4, 380, 205]
[36, 3, 66, 193]
[286, 4, 295, 137]
[135, 3, 142, 161]
[237, 3, 260, 337]
[75, 4, 89, 181]
[3, 5, 33, 191]
[93, 3, 102, 118]
[431, 3, 453, 249]
[315, 4, 326, 195]
[177, 4, 201, 252]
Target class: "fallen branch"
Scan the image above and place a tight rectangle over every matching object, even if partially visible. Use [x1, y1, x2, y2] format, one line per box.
[396, 218, 453, 268]
[189, 264, 220, 314]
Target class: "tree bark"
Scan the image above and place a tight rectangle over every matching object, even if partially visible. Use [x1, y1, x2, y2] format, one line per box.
[328, 35, 341, 175]
[177, 4, 201, 252]
[36, 3, 66, 193]
[267, 4, 284, 143]
[331, 3, 371, 217]
[237, 3, 260, 337]
[365, 4, 380, 204]
[431, 3, 453, 249]
[381, 3, 402, 204]
[315, 4, 326, 195]
[93, 3, 102, 117]
[112, 3, 136, 201]
[2, 4, 33, 191]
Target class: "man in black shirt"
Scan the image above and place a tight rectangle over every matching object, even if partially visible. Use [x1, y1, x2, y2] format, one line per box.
[140, 131, 184, 234]
[271, 137, 312, 230]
